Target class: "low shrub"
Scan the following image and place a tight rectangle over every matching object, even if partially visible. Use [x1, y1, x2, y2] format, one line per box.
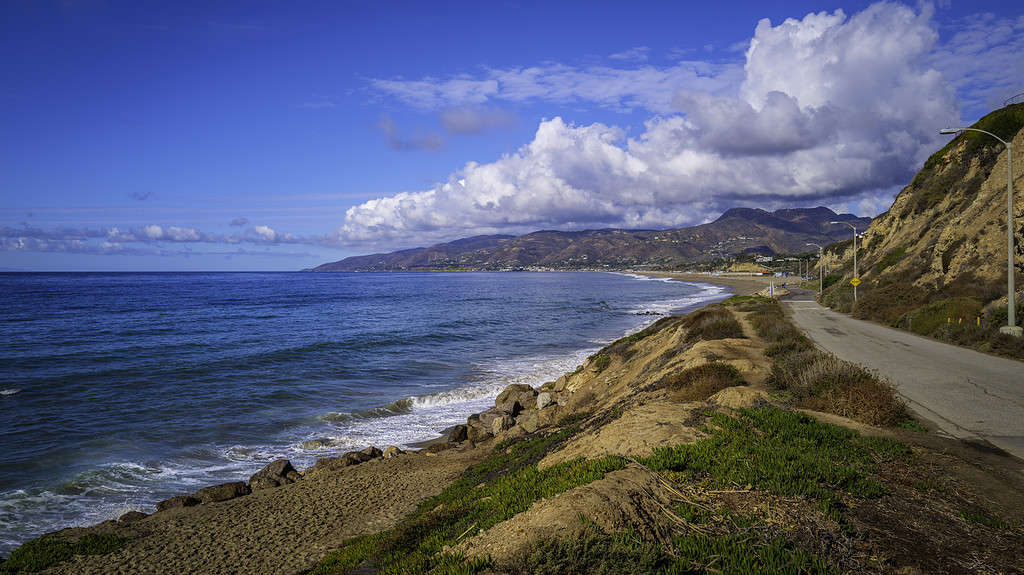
[591, 354, 611, 373]
[986, 331, 1024, 358]
[658, 362, 745, 401]
[821, 273, 844, 290]
[604, 316, 684, 352]
[798, 374, 909, 428]
[746, 301, 815, 357]
[874, 246, 906, 273]
[682, 307, 745, 342]
[906, 297, 983, 337]
[852, 283, 929, 325]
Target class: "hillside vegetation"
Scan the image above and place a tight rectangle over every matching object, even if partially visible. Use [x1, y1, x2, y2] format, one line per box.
[819, 103, 1024, 359]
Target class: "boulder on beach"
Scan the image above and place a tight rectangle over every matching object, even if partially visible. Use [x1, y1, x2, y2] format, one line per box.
[518, 410, 540, 434]
[553, 375, 568, 392]
[156, 495, 200, 512]
[496, 384, 538, 415]
[538, 405, 562, 428]
[467, 417, 492, 444]
[314, 445, 385, 472]
[495, 396, 524, 416]
[359, 445, 383, 459]
[499, 424, 528, 442]
[250, 459, 302, 491]
[383, 445, 405, 458]
[446, 424, 468, 443]
[118, 510, 148, 523]
[425, 442, 453, 454]
[492, 413, 515, 435]
[193, 481, 251, 504]
[536, 392, 553, 410]
[342, 451, 372, 466]
[478, 409, 503, 428]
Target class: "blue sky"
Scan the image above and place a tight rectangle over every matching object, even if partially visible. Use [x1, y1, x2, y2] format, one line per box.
[1, 0, 1022, 271]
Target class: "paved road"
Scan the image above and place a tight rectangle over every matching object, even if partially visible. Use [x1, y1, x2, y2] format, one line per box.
[781, 291, 1024, 459]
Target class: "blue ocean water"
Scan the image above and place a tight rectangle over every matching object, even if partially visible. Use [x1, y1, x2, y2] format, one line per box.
[0, 271, 727, 553]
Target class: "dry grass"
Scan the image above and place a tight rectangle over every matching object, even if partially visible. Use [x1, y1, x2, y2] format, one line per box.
[746, 298, 908, 427]
[798, 375, 909, 428]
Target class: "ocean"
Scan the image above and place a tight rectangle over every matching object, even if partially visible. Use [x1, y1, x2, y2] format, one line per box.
[0, 271, 727, 553]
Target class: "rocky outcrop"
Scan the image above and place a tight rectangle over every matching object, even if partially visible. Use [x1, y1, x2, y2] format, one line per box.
[492, 414, 515, 435]
[467, 414, 492, 443]
[446, 424, 468, 443]
[250, 459, 302, 491]
[312, 446, 384, 473]
[823, 103, 1023, 297]
[383, 445, 405, 458]
[536, 392, 553, 410]
[517, 411, 540, 434]
[194, 481, 251, 503]
[118, 510, 148, 523]
[495, 384, 538, 417]
[156, 495, 200, 512]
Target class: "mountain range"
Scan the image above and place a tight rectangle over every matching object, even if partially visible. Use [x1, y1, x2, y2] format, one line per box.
[311, 206, 869, 272]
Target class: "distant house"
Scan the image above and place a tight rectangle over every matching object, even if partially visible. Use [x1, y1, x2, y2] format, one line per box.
[754, 255, 773, 263]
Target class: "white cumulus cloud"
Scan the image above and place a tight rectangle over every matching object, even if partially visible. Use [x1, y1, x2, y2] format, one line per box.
[253, 225, 277, 241]
[340, 2, 962, 248]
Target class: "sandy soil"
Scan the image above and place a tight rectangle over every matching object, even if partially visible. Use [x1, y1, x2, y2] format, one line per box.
[47, 447, 486, 575]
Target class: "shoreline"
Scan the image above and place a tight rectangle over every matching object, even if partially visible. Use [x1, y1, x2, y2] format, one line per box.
[9, 282, 1023, 574]
[404, 275, 746, 452]
[0, 272, 735, 557]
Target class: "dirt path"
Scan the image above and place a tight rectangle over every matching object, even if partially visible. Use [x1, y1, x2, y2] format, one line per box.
[47, 448, 485, 575]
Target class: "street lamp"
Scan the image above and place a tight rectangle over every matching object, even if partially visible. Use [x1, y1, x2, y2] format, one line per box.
[830, 221, 860, 301]
[940, 127, 1020, 336]
[807, 242, 823, 293]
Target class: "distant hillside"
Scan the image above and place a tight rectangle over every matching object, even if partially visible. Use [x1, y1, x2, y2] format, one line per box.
[311, 207, 869, 272]
[819, 102, 1024, 356]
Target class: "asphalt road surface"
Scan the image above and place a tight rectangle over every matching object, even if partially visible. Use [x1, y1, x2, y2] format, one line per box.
[782, 290, 1024, 460]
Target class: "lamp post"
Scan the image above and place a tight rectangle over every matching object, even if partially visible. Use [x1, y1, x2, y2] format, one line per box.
[807, 242, 823, 292]
[940, 127, 1020, 336]
[830, 221, 859, 301]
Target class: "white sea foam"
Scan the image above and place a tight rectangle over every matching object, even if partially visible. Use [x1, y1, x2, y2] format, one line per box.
[288, 276, 727, 455]
[613, 272, 675, 283]
[0, 389, 20, 396]
[626, 283, 729, 316]
[291, 346, 597, 456]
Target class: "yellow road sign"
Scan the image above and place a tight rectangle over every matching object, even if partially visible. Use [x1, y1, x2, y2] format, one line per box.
[850, 277, 861, 287]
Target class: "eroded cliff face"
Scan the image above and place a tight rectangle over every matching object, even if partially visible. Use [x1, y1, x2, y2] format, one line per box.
[828, 103, 1024, 297]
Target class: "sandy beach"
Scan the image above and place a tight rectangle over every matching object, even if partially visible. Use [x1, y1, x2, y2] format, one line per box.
[637, 271, 777, 296]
